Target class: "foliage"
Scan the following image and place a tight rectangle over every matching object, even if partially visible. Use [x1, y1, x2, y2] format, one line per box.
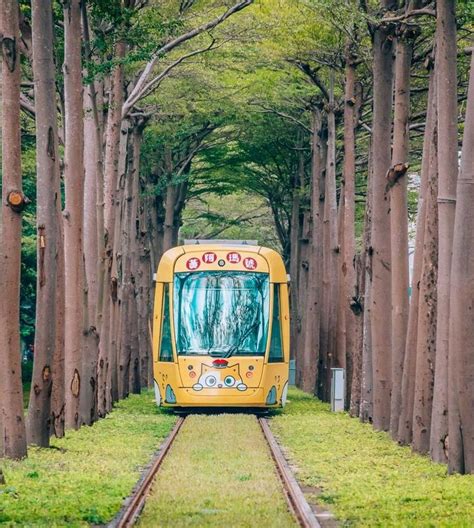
[272, 389, 474, 527]
[0, 392, 176, 527]
[180, 191, 280, 249]
[139, 414, 296, 527]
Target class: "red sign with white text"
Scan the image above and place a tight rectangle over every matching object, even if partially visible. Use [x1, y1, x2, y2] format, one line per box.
[186, 257, 201, 270]
[226, 252, 241, 264]
[243, 257, 257, 270]
[202, 252, 217, 264]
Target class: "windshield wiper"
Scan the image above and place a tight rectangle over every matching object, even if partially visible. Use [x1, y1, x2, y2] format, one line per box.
[223, 319, 260, 359]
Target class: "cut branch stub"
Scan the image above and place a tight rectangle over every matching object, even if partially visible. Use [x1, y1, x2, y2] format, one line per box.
[1, 36, 17, 72]
[386, 162, 410, 190]
[7, 190, 29, 213]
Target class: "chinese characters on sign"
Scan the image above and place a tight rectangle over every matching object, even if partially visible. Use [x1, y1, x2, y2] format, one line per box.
[202, 252, 217, 264]
[186, 257, 201, 270]
[185, 252, 257, 270]
[226, 252, 241, 264]
[243, 257, 257, 270]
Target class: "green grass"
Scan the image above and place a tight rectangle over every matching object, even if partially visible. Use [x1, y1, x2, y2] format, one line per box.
[271, 389, 474, 527]
[0, 391, 176, 527]
[139, 414, 297, 527]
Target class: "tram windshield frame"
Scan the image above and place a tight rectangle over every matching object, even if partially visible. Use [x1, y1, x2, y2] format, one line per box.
[173, 270, 270, 358]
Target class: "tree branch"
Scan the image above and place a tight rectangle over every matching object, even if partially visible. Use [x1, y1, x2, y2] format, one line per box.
[123, 0, 253, 115]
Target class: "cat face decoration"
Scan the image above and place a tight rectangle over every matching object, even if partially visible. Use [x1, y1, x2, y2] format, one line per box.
[192, 363, 247, 392]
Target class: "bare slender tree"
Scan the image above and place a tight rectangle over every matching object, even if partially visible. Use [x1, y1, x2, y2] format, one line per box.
[63, 0, 86, 430]
[448, 51, 474, 474]
[370, 0, 396, 431]
[432, 0, 458, 465]
[398, 66, 436, 445]
[0, 0, 28, 459]
[389, 16, 414, 439]
[27, 0, 62, 446]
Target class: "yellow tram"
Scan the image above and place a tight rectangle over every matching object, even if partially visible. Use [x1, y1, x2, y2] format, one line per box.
[152, 242, 290, 408]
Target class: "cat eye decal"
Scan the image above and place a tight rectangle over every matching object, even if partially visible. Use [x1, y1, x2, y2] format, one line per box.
[192, 363, 248, 392]
[224, 375, 235, 386]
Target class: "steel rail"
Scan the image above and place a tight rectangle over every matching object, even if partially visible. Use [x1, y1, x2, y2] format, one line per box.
[259, 417, 321, 528]
[111, 416, 186, 528]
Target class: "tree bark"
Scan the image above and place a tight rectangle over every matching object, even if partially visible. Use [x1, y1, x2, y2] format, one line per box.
[370, 9, 395, 431]
[342, 44, 357, 406]
[63, 0, 85, 430]
[27, 0, 62, 447]
[81, 83, 100, 426]
[0, 0, 28, 459]
[432, 0, 458, 465]
[360, 143, 374, 423]
[389, 23, 413, 439]
[97, 41, 125, 416]
[412, 107, 438, 454]
[448, 52, 474, 474]
[301, 108, 322, 393]
[398, 67, 435, 445]
[324, 78, 339, 398]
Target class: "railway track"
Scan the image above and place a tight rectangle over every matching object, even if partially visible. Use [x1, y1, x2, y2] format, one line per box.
[111, 414, 320, 528]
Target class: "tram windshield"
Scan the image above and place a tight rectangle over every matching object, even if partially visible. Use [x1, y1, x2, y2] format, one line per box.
[174, 271, 270, 357]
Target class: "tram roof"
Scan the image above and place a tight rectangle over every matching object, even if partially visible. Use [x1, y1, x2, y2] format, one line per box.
[156, 244, 288, 283]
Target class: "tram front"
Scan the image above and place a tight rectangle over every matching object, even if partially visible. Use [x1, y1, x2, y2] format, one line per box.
[153, 244, 289, 408]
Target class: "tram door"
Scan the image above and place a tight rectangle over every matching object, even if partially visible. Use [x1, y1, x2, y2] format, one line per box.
[154, 282, 178, 405]
[264, 283, 289, 405]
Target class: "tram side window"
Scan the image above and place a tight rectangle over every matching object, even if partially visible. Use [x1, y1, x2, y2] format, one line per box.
[159, 284, 173, 362]
[269, 285, 284, 363]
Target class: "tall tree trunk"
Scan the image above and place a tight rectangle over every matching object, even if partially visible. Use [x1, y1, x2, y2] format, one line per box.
[398, 67, 435, 445]
[350, 254, 365, 416]
[342, 44, 357, 405]
[432, 0, 458, 465]
[448, 53, 474, 474]
[81, 83, 100, 426]
[97, 41, 125, 416]
[114, 122, 129, 401]
[336, 188, 346, 373]
[289, 144, 302, 368]
[360, 145, 374, 423]
[63, 0, 85, 430]
[0, 0, 28, 459]
[325, 77, 339, 398]
[0, 31, 4, 457]
[317, 129, 328, 400]
[389, 22, 413, 439]
[27, 0, 62, 447]
[301, 109, 322, 393]
[295, 145, 308, 387]
[412, 108, 438, 454]
[369, 3, 395, 431]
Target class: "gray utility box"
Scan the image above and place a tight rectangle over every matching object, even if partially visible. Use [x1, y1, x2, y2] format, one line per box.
[331, 368, 345, 412]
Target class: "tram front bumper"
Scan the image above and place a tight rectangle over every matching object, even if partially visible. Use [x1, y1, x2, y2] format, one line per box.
[162, 387, 278, 408]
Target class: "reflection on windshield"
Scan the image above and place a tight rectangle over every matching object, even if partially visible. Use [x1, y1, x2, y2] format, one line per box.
[174, 271, 269, 356]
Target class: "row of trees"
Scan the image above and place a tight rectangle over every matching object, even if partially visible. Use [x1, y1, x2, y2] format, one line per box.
[286, 0, 474, 474]
[0, 0, 254, 459]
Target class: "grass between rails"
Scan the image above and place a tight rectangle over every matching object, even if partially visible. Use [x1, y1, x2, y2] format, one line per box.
[271, 389, 474, 527]
[138, 414, 297, 528]
[0, 391, 176, 527]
